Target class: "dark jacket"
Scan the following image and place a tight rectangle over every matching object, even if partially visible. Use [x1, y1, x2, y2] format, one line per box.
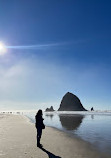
[35, 115, 45, 129]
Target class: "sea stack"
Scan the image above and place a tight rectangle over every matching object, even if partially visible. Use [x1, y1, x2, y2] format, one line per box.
[91, 107, 94, 111]
[58, 92, 87, 111]
[45, 106, 55, 112]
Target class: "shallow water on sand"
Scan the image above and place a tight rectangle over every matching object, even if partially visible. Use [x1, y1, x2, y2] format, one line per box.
[25, 111, 111, 155]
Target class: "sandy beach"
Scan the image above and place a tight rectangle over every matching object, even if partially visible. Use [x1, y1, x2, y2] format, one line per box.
[0, 114, 110, 158]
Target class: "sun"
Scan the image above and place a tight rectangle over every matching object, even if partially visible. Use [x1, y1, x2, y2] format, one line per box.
[0, 42, 7, 55]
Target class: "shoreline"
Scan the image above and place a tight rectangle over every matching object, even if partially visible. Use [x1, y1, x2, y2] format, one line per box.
[20, 114, 111, 158]
[40, 124, 110, 156]
[25, 113, 111, 156]
[26, 112, 111, 155]
[0, 114, 110, 158]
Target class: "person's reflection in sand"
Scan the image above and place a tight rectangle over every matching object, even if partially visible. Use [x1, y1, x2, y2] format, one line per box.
[40, 147, 62, 158]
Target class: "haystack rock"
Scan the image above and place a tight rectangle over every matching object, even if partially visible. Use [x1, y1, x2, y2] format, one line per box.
[45, 106, 55, 112]
[58, 92, 87, 111]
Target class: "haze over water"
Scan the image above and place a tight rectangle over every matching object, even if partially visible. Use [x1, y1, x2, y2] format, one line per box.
[26, 111, 111, 155]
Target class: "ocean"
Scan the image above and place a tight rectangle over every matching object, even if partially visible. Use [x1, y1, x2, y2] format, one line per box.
[25, 111, 111, 155]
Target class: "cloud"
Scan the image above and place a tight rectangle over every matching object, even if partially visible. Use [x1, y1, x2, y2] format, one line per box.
[0, 57, 65, 110]
[0, 48, 109, 110]
[0, 57, 66, 102]
[6, 40, 86, 50]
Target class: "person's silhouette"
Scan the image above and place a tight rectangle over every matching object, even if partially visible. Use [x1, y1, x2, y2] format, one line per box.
[35, 109, 45, 148]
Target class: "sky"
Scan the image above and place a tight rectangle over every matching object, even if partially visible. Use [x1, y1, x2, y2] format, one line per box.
[0, 0, 111, 111]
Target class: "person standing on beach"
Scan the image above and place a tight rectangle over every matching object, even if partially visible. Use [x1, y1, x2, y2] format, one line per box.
[35, 109, 45, 148]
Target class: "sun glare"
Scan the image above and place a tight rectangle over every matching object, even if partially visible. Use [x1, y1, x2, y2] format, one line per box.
[0, 42, 7, 55]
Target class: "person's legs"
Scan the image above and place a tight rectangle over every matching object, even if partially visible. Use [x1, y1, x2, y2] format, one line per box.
[37, 128, 42, 147]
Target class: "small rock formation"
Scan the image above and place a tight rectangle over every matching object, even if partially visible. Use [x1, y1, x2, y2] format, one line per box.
[58, 92, 87, 111]
[45, 106, 55, 112]
[91, 107, 94, 111]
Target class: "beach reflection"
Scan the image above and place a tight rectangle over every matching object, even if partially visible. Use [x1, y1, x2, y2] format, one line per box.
[59, 114, 84, 130]
[44, 113, 84, 131]
[45, 114, 54, 120]
[26, 112, 111, 155]
[91, 114, 94, 120]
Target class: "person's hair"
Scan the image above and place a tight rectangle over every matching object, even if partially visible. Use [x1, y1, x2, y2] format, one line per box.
[36, 109, 43, 117]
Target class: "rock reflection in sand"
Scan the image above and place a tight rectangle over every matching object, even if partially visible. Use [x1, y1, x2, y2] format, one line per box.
[45, 114, 54, 120]
[44, 113, 84, 131]
[59, 114, 84, 130]
[26, 111, 111, 154]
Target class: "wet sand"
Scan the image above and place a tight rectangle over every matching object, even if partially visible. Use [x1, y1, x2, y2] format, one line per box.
[0, 114, 110, 158]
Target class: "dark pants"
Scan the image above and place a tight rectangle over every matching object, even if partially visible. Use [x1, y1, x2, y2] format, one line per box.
[37, 128, 42, 145]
